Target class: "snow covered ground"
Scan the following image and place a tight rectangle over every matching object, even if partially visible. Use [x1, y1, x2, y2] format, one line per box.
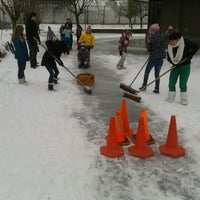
[0, 25, 200, 200]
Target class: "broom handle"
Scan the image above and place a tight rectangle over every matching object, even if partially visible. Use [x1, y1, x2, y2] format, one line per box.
[129, 57, 149, 86]
[33, 37, 78, 80]
[137, 58, 187, 94]
[34, 37, 90, 87]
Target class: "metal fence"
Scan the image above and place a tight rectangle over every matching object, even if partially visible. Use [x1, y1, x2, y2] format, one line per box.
[41, 4, 148, 25]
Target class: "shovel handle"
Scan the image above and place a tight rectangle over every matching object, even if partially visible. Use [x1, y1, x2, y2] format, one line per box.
[33, 37, 77, 79]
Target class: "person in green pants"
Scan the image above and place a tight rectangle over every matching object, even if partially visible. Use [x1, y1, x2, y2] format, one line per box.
[165, 30, 199, 105]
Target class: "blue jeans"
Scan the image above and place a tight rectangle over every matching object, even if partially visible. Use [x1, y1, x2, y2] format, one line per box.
[17, 60, 26, 79]
[143, 58, 163, 90]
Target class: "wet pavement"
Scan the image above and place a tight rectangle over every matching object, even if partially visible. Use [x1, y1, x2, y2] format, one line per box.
[81, 36, 147, 124]
[71, 36, 200, 200]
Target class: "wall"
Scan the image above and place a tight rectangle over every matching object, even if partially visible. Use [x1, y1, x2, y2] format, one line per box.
[160, 0, 200, 41]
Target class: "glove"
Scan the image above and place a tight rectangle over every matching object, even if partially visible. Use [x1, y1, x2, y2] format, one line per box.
[78, 43, 81, 49]
[91, 45, 94, 49]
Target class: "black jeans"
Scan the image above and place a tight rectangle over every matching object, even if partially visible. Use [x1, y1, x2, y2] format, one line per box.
[27, 41, 38, 67]
[17, 60, 26, 79]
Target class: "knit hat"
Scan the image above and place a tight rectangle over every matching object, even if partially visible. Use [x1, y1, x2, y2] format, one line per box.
[86, 25, 91, 33]
[149, 23, 160, 34]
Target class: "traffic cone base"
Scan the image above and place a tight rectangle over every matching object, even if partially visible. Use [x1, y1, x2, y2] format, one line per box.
[159, 145, 185, 158]
[128, 145, 154, 159]
[100, 117, 124, 158]
[118, 136, 130, 146]
[128, 116, 154, 159]
[131, 134, 155, 145]
[100, 145, 124, 158]
[159, 115, 185, 158]
[124, 129, 133, 137]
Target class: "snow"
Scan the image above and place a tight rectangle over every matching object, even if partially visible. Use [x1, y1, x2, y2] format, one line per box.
[0, 25, 200, 200]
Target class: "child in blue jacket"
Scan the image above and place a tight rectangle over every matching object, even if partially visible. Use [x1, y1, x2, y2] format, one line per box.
[12, 24, 29, 85]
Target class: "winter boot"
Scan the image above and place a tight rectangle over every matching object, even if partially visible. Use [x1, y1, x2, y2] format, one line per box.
[153, 89, 159, 94]
[165, 91, 176, 103]
[53, 78, 58, 84]
[139, 84, 147, 91]
[180, 92, 188, 105]
[18, 77, 28, 85]
[48, 84, 54, 91]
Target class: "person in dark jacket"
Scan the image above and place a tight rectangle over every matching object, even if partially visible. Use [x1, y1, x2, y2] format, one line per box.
[75, 24, 83, 49]
[139, 23, 172, 93]
[12, 24, 29, 85]
[165, 30, 199, 105]
[41, 40, 68, 91]
[25, 12, 40, 68]
[77, 41, 90, 68]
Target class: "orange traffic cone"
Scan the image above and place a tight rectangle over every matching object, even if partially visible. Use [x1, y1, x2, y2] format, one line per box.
[132, 109, 155, 145]
[100, 117, 124, 158]
[128, 116, 154, 159]
[159, 115, 185, 158]
[115, 109, 130, 146]
[120, 99, 133, 137]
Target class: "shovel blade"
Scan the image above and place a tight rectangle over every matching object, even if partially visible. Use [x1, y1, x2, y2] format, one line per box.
[123, 92, 141, 103]
[119, 83, 138, 94]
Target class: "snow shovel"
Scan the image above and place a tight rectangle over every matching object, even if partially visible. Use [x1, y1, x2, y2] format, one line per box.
[123, 65, 177, 103]
[119, 57, 149, 94]
[34, 38, 92, 94]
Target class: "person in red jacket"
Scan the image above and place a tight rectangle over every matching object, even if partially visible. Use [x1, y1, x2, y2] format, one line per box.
[116, 30, 132, 70]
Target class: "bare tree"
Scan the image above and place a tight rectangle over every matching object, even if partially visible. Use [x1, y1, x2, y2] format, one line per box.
[137, 1, 148, 28]
[120, 0, 140, 29]
[0, 0, 45, 30]
[113, 2, 122, 24]
[21, 0, 44, 23]
[65, 0, 94, 25]
[0, 0, 23, 29]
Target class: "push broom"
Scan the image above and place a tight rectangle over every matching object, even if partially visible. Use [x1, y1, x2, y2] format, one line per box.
[34, 37, 92, 94]
[119, 57, 149, 94]
[123, 64, 178, 103]
[124, 57, 187, 102]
